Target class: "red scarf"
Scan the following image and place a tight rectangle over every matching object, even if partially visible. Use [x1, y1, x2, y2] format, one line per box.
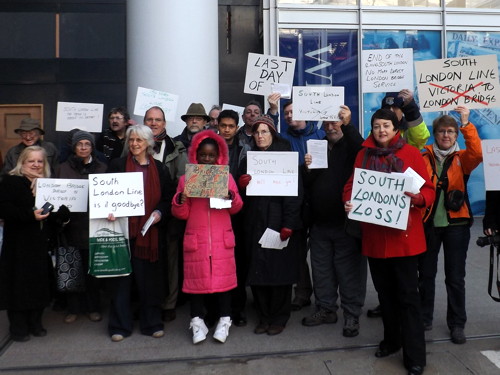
[126, 153, 161, 262]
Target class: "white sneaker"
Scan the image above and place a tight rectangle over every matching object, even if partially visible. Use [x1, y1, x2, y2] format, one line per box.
[213, 316, 232, 343]
[190, 317, 208, 344]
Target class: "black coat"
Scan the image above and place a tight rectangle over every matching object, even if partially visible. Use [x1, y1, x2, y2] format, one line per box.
[0, 175, 52, 311]
[239, 137, 303, 286]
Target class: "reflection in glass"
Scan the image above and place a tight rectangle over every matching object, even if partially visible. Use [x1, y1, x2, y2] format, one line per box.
[278, 0, 357, 4]
[445, 0, 500, 8]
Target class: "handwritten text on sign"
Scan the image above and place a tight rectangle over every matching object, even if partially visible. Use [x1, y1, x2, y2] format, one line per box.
[35, 178, 89, 212]
[482, 139, 500, 191]
[244, 53, 296, 97]
[56, 102, 104, 132]
[348, 168, 412, 230]
[184, 164, 229, 198]
[133, 86, 179, 121]
[88, 172, 145, 219]
[246, 151, 298, 196]
[361, 48, 414, 93]
[415, 54, 500, 112]
[292, 86, 344, 121]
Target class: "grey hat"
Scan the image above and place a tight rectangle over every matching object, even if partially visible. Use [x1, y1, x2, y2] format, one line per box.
[181, 103, 210, 122]
[14, 118, 44, 135]
[72, 130, 95, 150]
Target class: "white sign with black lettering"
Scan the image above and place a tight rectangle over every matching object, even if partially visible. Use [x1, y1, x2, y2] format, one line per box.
[482, 139, 500, 191]
[35, 178, 89, 212]
[292, 86, 344, 121]
[244, 53, 296, 97]
[56, 102, 104, 132]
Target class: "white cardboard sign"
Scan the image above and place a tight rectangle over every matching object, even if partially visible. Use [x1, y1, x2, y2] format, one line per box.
[244, 53, 296, 97]
[348, 168, 413, 230]
[482, 139, 500, 191]
[56, 102, 104, 132]
[292, 86, 344, 121]
[88, 172, 145, 219]
[415, 54, 500, 112]
[35, 178, 89, 212]
[246, 151, 298, 196]
[133, 86, 179, 121]
[361, 48, 414, 93]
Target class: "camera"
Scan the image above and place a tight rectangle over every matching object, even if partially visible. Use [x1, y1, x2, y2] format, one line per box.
[476, 234, 500, 247]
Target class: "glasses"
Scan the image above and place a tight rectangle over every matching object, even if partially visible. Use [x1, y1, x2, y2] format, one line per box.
[437, 129, 457, 135]
[76, 142, 92, 149]
[254, 130, 271, 137]
[109, 116, 124, 121]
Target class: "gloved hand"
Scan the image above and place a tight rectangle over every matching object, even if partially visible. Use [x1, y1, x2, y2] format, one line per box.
[55, 204, 71, 225]
[405, 192, 425, 207]
[401, 98, 421, 123]
[280, 227, 293, 241]
[238, 174, 252, 189]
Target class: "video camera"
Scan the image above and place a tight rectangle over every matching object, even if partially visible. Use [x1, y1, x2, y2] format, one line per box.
[476, 234, 500, 248]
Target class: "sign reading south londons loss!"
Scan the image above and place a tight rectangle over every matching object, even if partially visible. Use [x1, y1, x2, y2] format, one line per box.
[133, 86, 179, 121]
[184, 164, 229, 198]
[35, 178, 89, 212]
[246, 151, 298, 196]
[292, 86, 344, 121]
[88, 172, 145, 219]
[361, 48, 414, 93]
[348, 168, 413, 230]
[56, 102, 104, 132]
[244, 53, 296, 97]
[415, 54, 500, 112]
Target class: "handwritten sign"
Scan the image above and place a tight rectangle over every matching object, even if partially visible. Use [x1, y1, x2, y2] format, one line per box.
[348, 168, 412, 230]
[415, 54, 500, 112]
[133, 87, 179, 121]
[88, 172, 145, 219]
[244, 53, 296, 97]
[184, 164, 229, 198]
[482, 139, 500, 190]
[361, 48, 414, 93]
[246, 151, 298, 196]
[56, 102, 104, 132]
[292, 86, 344, 121]
[35, 178, 89, 212]
[222, 103, 245, 125]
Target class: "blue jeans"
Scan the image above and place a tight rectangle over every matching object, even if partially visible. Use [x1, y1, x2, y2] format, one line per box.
[419, 224, 470, 329]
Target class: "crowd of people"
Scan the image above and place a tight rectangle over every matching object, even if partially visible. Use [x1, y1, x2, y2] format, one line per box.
[0, 90, 492, 375]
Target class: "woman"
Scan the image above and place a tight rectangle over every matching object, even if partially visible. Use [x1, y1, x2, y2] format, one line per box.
[343, 109, 434, 375]
[419, 106, 482, 344]
[237, 115, 303, 336]
[172, 130, 243, 344]
[56, 130, 107, 324]
[0, 146, 68, 341]
[105, 125, 174, 342]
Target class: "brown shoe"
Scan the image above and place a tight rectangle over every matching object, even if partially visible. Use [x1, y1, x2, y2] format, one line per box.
[267, 325, 285, 336]
[64, 314, 78, 324]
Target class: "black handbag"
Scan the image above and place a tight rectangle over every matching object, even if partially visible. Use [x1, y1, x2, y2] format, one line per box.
[55, 232, 86, 293]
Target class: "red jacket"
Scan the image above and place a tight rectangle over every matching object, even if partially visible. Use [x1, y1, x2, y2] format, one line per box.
[343, 133, 435, 259]
[172, 131, 243, 294]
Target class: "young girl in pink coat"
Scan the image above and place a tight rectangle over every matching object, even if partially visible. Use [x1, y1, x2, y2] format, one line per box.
[172, 130, 243, 344]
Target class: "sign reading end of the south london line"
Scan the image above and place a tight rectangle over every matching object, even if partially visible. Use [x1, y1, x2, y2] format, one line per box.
[244, 53, 296, 97]
[415, 54, 500, 112]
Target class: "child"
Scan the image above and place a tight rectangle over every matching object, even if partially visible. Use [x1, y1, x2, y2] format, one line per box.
[172, 130, 243, 344]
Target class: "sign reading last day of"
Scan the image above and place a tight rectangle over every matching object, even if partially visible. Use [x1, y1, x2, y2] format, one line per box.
[244, 53, 296, 97]
[415, 54, 500, 112]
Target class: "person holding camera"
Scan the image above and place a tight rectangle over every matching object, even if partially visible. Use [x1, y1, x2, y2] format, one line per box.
[419, 106, 482, 344]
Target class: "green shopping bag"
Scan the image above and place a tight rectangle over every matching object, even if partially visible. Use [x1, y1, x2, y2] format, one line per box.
[89, 217, 132, 277]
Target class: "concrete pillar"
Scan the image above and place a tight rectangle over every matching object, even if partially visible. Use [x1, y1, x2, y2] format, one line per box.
[127, 0, 219, 136]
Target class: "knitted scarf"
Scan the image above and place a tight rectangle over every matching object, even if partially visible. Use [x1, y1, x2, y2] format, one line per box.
[432, 142, 459, 165]
[126, 153, 161, 262]
[153, 129, 167, 153]
[363, 134, 406, 173]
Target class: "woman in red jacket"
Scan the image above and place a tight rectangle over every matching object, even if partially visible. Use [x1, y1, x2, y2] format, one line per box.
[419, 106, 482, 344]
[344, 109, 435, 375]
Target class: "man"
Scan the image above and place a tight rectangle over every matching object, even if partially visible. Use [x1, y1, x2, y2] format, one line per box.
[301, 105, 366, 337]
[96, 107, 131, 162]
[207, 105, 221, 131]
[2, 118, 58, 174]
[174, 103, 210, 148]
[217, 109, 250, 177]
[279, 100, 325, 311]
[144, 106, 187, 322]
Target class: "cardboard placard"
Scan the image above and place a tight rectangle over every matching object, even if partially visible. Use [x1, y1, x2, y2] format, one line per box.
[184, 164, 229, 198]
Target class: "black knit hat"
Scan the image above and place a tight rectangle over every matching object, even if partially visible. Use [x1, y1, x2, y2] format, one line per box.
[72, 130, 95, 150]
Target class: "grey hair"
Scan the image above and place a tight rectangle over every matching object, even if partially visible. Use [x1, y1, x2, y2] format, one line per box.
[122, 124, 156, 156]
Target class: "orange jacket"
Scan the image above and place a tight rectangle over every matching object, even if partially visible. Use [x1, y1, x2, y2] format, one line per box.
[422, 122, 482, 224]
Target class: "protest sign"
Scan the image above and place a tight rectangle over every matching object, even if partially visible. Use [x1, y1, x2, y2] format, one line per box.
[184, 164, 229, 198]
[133, 87, 179, 121]
[292, 86, 344, 121]
[35, 178, 89, 212]
[361, 48, 414, 93]
[482, 139, 500, 191]
[246, 151, 298, 196]
[56, 102, 103, 132]
[415, 54, 500, 112]
[244, 53, 296, 97]
[222, 103, 245, 124]
[347, 168, 413, 230]
[88, 172, 145, 219]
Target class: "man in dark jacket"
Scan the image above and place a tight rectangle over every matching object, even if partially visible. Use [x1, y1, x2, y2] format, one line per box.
[174, 103, 210, 149]
[96, 107, 131, 162]
[301, 105, 366, 338]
